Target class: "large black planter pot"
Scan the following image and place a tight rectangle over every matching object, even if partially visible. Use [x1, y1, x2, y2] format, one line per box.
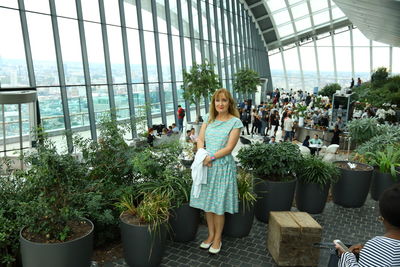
[120, 218, 167, 267]
[371, 170, 400, 201]
[332, 161, 373, 208]
[20, 219, 94, 267]
[296, 181, 330, 214]
[224, 201, 254, 238]
[254, 177, 297, 223]
[169, 203, 199, 242]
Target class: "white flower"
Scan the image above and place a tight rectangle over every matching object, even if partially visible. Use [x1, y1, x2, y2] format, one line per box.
[392, 104, 397, 108]
[387, 109, 396, 116]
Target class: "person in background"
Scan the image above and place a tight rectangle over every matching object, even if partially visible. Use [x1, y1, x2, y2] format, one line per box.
[309, 134, 322, 155]
[283, 114, 294, 142]
[350, 78, 355, 89]
[357, 77, 362, 87]
[185, 130, 192, 143]
[331, 125, 341, 145]
[251, 108, 260, 136]
[336, 184, 400, 267]
[190, 128, 198, 143]
[147, 128, 156, 147]
[162, 128, 168, 135]
[240, 108, 251, 135]
[167, 126, 173, 136]
[269, 136, 277, 144]
[177, 105, 185, 132]
[302, 135, 310, 148]
[172, 123, 179, 133]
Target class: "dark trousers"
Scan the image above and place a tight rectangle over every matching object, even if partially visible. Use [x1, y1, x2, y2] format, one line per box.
[242, 122, 250, 135]
[178, 118, 184, 132]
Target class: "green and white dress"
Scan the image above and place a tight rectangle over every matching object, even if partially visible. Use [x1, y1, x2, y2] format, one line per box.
[190, 114, 243, 215]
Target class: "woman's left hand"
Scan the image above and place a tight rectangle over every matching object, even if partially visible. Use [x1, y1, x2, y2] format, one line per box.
[203, 155, 212, 167]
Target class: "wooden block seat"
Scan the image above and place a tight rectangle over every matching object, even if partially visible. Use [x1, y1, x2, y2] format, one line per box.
[267, 211, 322, 266]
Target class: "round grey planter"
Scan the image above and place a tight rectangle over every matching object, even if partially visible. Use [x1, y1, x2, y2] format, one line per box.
[296, 181, 330, 214]
[254, 177, 297, 223]
[20, 219, 94, 267]
[120, 218, 167, 267]
[169, 203, 199, 242]
[371, 169, 400, 201]
[224, 201, 254, 238]
[332, 161, 373, 208]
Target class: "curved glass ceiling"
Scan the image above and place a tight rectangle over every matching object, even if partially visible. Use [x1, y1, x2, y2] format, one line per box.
[264, 0, 346, 42]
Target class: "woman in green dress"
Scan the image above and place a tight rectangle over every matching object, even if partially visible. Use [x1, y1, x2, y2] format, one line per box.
[190, 88, 243, 254]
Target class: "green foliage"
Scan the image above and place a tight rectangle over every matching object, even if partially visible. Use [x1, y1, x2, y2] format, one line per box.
[365, 146, 400, 180]
[296, 156, 339, 187]
[294, 103, 308, 118]
[20, 138, 89, 242]
[371, 67, 389, 87]
[233, 67, 261, 96]
[347, 117, 380, 145]
[237, 142, 302, 181]
[237, 169, 256, 212]
[318, 83, 341, 99]
[182, 60, 221, 119]
[0, 158, 30, 266]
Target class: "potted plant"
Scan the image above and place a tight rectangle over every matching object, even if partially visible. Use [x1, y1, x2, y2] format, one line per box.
[294, 104, 308, 127]
[347, 118, 380, 146]
[237, 142, 302, 223]
[332, 161, 374, 208]
[365, 145, 400, 200]
[224, 169, 257, 237]
[19, 139, 94, 267]
[295, 156, 339, 214]
[233, 67, 261, 101]
[117, 193, 170, 267]
[182, 60, 221, 122]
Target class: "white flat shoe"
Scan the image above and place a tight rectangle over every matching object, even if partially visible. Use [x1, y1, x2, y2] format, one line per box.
[199, 241, 213, 249]
[208, 242, 222, 254]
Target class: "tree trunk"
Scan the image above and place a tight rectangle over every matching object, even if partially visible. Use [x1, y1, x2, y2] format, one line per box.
[195, 98, 201, 122]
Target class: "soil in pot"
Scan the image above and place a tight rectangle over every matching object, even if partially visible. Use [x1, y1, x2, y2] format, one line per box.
[333, 161, 373, 208]
[20, 219, 94, 267]
[120, 214, 167, 267]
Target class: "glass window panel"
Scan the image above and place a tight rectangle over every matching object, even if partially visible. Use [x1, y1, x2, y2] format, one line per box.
[273, 10, 291, 26]
[212, 42, 218, 74]
[299, 46, 317, 74]
[176, 81, 184, 104]
[141, 1, 154, 32]
[159, 33, 171, 82]
[127, 28, 143, 83]
[219, 43, 225, 79]
[27, 13, 59, 86]
[0, 8, 29, 87]
[181, 0, 190, 37]
[331, 7, 345, 20]
[149, 83, 160, 115]
[92, 85, 110, 122]
[224, 11, 229, 45]
[267, 0, 287, 13]
[163, 83, 174, 116]
[291, 3, 309, 19]
[185, 37, 193, 67]
[313, 10, 330, 26]
[317, 35, 332, 47]
[155, 0, 167, 33]
[124, 0, 138, 28]
[84, 22, 107, 84]
[114, 85, 129, 119]
[204, 40, 210, 63]
[55, 0, 77, 18]
[38, 87, 65, 131]
[304, 79, 319, 92]
[144, 32, 158, 82]
[0, 0, 18, 8]
[66, 86, 90, 128]
[310, 0, 328, 13]
[269, 52, 283, 70]
[335, 47, 352, 88]
[317, 43, 335, 81]
[295, 17, 312, 32]
[352, 28, 370, 46]
[217, 6, 223, 39]
[392, 47, 400, 74]
[24, 0, 50, 14]
[58, 18, 84, 85]
[372, 40, 389, 47]
[169, 0, 179, 35]
[107, 25, 126, 84]
[209, 4, 216, 41]
[354, 47, 370, 82]
[192, 0, 199, 39]
[372, 47, 390, 71]
[288, 76, 302, 90]
[201, 1, 208, 40]
[288, 0, 303, 5]
[104, 0, 120, 26]
[334, 30, 350, 46]
[172, 36, 183, 81]
[81, 0, 100, 22]
[278, 24, 294, 37]
[132, 83, 145, 106]
[283, 48, 300, 78]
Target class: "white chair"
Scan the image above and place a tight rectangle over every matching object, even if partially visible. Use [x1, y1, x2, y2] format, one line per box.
[298, 144, 311, 155]
[322, 144, 340, 162]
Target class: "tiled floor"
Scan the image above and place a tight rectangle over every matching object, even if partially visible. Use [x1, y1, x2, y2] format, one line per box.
[102, 197, 382, 267]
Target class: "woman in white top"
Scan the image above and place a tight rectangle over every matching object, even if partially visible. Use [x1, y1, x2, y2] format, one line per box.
[336, 184, 400, 266]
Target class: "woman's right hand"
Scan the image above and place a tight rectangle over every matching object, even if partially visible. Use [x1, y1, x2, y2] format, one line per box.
[349, 244, 364, 254]
[203, 156, 212, 167]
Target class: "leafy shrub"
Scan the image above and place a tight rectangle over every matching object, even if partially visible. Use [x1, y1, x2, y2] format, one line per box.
[318, 83, 341, 99]
[237, 142, 302, 181]
[296, 156, 339, 187]
[365, 146, 400, 180]
[237, 169, 256, 212]
[371, 67, 389, 87]
[347, 117, 380, 145]
[233, 67, 261, 96]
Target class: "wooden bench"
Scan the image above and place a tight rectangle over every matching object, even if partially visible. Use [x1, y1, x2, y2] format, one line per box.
[268, 211, 322, 266]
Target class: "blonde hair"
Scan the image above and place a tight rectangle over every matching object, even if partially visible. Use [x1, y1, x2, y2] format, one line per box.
[208, 88, 240, 123]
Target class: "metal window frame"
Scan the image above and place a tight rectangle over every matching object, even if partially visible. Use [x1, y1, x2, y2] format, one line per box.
[226, 0, 236, 99]
[350, 27, 355, 78]
[220, 1, 230, 90]
[213, 2, 223, 85]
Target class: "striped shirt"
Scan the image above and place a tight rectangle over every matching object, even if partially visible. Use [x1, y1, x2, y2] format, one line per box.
[339, 236, 400, 267]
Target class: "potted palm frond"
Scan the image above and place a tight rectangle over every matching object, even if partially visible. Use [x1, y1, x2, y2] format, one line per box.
[295, 156, 339, 214]
[224, 169, 257, 237]
[19, 139, 94, 267]
[117, 193, 170, 267]
[366, 145, 400, 200]
[237, 142, 302, 223]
